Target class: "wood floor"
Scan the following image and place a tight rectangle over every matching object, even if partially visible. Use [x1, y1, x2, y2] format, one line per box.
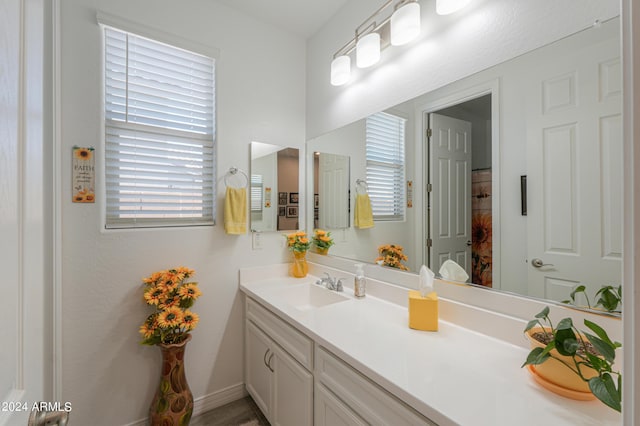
[190, 396, 269, 426]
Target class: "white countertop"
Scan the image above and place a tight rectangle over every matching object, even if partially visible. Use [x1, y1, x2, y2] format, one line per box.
[239, 265, 621, 426]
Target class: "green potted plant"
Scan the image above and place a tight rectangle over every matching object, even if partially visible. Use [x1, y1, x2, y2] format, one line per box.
[562, 285, 622, 314]
[522, 306, 622, 412]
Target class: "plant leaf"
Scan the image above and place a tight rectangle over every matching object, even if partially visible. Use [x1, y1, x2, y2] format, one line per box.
[589, 375, 621, 412]
[554, 328, 578, 356]
[522, 347, 550, 367]
[569, 285, 586, 300]
[556, 317, 573, 330]
[524, 319, 539, 333]
[535, 306, 550, 319]
[583, 319, 617, 348]
[585, 353, 606, 372]
[584, 333, 616, 363]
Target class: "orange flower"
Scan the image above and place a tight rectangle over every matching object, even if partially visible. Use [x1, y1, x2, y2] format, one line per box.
[159, 294, 181, 309]
[179, 283, 202, 300]
[182, 311, 200, 330]
[139, 321, 157, 338]
[157, 307, 183, 328]
[74, 148, 93, 161]
[315, 229, 326, 236]
[144, 287, 166, 306]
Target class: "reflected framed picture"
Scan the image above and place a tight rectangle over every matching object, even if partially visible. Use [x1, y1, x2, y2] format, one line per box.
[278, 206, 285, 216]
[278, 192, 287, 205]
[289, 192, 298, 204]
[286, 206, 298, 218]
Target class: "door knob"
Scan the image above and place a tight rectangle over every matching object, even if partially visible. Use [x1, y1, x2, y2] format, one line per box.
[531, 258, 554, 268]
[466, 240, 472, 246]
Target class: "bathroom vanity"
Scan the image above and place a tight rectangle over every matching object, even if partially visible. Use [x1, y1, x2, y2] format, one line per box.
[240, 263, 621, 426]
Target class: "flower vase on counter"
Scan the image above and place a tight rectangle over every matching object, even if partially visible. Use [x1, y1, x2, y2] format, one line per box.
[312, 229, 334, 256]
[291, 251, 309, 278]
[285, 231, 311, 278]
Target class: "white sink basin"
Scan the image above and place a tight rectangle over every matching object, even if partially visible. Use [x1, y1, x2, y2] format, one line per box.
[276, 283, 349, 311]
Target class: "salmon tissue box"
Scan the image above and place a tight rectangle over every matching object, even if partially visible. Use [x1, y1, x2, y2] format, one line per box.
[408, 290, 439, 331]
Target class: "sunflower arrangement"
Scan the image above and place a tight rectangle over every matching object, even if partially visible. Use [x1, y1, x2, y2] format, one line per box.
[285, 231, 312, 253]
[139, 267, 202, 346]
[375, 244, 409, 271]
[312, 229, 334, 251]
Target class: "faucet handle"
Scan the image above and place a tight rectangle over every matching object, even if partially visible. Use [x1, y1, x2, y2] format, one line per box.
[335, 278, 344, 292]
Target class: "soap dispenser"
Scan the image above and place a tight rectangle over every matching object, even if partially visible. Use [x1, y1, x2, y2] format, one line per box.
[354, 263, 366, 298]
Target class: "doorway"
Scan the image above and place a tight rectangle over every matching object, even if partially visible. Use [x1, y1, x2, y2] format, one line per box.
[426, 94, 493, 286]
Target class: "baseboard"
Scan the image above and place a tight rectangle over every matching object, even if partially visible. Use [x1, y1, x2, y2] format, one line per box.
[123, 383, 247, 426]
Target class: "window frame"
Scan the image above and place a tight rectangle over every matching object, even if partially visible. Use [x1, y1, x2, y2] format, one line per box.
[100, 21, 218, 229]
[365, 111, 407, 221]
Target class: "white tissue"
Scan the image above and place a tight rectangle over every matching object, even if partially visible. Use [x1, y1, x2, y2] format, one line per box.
[419, 265, 435, 297]
[439, 259, 469, 282]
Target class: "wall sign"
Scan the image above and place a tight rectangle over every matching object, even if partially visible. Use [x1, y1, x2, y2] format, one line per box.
[406, 180, 413, 208]
[72, 146, 95, 203]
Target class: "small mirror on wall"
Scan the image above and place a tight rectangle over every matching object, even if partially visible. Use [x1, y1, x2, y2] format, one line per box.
[250, 141, 300, 232]
[313, 152, 350, 230]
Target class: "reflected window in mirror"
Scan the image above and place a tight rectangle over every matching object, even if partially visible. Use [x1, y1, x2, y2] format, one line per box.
[365, 112, 406, 221]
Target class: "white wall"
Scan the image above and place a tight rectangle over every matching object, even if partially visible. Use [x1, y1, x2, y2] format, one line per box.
[57, 1, 305, 424]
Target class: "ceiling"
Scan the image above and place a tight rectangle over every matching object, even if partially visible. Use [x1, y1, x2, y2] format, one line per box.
[216, 0, 350, 38]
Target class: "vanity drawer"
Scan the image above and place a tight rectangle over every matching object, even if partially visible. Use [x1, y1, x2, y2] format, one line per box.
[315, 346, 435, 426]
[246, 297, 313, 369]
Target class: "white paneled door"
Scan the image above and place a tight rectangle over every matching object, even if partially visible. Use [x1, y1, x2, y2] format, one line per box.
[428, 113, 472, 277]
[0, 0, 49, 424]
[526, 25, 622, 302]
[318, 153, 349, 229]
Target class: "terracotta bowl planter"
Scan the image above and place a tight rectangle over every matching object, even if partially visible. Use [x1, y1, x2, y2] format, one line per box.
[525, 327, 598, 394]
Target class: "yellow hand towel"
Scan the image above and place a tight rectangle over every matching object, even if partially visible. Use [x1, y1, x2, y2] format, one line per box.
[354, 193, 374, 229]
[224, 187, 247, 235]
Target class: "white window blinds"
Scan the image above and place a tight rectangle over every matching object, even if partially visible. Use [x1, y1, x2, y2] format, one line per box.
[104, 26, 216, 228]
[365, 112, 406, 220]
[250, 175, 263, 212]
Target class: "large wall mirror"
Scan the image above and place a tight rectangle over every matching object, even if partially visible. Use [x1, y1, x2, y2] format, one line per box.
[306, 16, 622, 315]
[250, 141, 300, 232]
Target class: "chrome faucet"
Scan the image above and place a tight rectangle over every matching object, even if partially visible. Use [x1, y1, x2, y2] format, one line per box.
[315, 272, 344, 292]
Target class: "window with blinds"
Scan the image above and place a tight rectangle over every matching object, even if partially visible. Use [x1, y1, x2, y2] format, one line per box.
[104, 27, 215, 228]
[365, 112, 406, 220]
[250, 175, 263, 212]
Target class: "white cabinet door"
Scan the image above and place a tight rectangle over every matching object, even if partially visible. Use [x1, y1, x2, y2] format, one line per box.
[246, 318, 313, 426]
[245, 321, 273, 419]
[315, 383, 367, 426]
[272, 344, 313, 426]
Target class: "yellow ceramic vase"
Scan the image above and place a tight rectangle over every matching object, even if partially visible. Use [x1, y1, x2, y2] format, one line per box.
[291, 251, 309, 278]
[316, 247, 328, 255]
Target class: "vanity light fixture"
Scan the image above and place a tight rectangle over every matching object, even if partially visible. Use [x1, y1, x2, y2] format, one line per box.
[330, 0, 421, 86]
[357, 32, 381, 68]
[390, 1, 421, 46]
[436, 0, 471, 15]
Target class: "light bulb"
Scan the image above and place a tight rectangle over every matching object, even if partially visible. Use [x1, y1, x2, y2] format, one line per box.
[330, 55, 351, 86]
[390, 2, 421, 46]
[356, 32, 380, 68]
[436, 0, 472, 15]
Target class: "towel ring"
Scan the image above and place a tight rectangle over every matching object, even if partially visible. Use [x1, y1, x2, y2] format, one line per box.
[356, 179, 368, 194]
[225, 167, 249, 189]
